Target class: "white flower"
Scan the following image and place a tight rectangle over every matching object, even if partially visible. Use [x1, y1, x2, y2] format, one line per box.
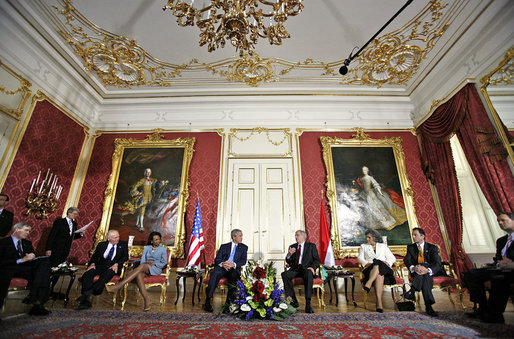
[240, 303, 251, 312]
[229, 304, 239, 313]
[279, 303, 288, 310]
[273, 307, 282, 313]
[246, 296, 253, 301]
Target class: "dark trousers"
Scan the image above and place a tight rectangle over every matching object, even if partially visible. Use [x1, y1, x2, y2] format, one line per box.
[81, 266, 116, 296]
[0, 257, 51, 308]
[206, 266, 240, 301]
[411, 272, 435, 305]
[465, 268, 513, 316]
[281, 266, 314, 300]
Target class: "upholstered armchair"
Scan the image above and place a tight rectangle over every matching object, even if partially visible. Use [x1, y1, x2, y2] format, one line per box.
[283, 263, 326, 308]
[121, 248, 172, 310]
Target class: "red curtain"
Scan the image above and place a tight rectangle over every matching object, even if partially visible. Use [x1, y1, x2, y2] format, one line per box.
[417, 84, 514, 280]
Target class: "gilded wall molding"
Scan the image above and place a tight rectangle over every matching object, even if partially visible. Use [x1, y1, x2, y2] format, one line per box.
[479, 47, 514, 163]
[0, 60, 32, 120]
[50, 0, 458, 87]
[227, 127, 293, 157]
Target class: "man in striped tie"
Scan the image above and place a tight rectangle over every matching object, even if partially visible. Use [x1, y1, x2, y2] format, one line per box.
[402, 227, 442, 317]
[203, 229, 247, 312]
[465, 212, 514, 324]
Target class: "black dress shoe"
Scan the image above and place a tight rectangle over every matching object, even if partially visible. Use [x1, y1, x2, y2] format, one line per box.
[203, 299, 213, 312]
[376, 308, 384, 313]
[28, 305, 51, 316]
[481, 313, 505, 324]
[77, 301, 92, 311]
[426, 305, 438, 317]
[305, 305, 314, 313]
[22, 296, 31, 304]
[402, 290, 416, 301]
[290, 299, 299, 308]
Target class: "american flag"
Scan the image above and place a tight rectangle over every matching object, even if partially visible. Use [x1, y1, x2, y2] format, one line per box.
[186, 199, 205, 268]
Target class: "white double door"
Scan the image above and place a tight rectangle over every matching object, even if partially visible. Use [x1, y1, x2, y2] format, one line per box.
[225, 158, 298, 269]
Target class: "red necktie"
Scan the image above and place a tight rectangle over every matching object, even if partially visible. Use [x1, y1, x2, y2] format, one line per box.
[297, 245, 302, 265]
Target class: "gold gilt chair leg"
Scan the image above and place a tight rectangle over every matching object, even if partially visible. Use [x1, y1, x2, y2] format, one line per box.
[160, 284, 167, 308]
[445, 287, 456, 307]
[321, 287, 326, 308]
[457, 284, 466, 311]
[121, 284, 129, 310]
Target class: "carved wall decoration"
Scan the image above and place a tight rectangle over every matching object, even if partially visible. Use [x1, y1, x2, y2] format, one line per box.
[0, 60, 32, 119]
[228, 127, 292, 157]
[50, 0, 457, 87]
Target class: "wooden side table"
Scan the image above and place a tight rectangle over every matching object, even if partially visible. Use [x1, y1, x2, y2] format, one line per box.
[175, 270, 203, 306]
[326, 270, 357, 307]
[49, 269, 77, 307]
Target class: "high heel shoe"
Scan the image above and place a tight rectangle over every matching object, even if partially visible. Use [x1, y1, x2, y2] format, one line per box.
[363, 286, 371, 294]
[105, 284, 116, 293]
[376, 308, 383, 313]
[143, 304, 151, 312]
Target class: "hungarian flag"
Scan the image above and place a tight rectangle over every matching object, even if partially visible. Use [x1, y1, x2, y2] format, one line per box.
[320, 199, 335, 266]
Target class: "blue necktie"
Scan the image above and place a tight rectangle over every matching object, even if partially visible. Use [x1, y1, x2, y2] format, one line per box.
[228, 244, 237, 262]
[107, 245, 115, 260]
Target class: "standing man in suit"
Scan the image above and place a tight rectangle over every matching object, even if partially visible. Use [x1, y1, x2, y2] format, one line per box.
[77, 230, 128, 310]
[0, 222, 52, 316]
[402, 227, 442, 317]
[465, 212, 514, 323]
[281, 230, 320, 313]
[45, 207, 84, 266]
[203, 229, 248, 312]
[0, 193, 14, 237]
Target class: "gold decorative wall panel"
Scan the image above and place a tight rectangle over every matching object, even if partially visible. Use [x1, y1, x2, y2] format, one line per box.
[0, 60, 32, 119]
[228, 127, 292, 157]
[50, 0, 459, 87]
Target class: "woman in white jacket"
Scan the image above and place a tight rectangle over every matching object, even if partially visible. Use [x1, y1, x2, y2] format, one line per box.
[358, 229, 396, 312]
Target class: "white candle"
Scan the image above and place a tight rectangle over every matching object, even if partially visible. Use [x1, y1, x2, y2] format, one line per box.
[39, 180, 45, 193]
[45, 168, 50, 181]
[57, 186, 62, 199]
[30, 179, 35, 193]
[36, 171, 41, 184]
[48, 173, 53, 185]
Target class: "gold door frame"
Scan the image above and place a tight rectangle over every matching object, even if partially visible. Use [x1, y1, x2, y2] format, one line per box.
[321, 130, 418, 258]
[94, 131, 195, 258]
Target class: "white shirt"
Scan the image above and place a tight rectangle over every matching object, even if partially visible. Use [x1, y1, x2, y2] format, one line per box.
[409, 242, 433, 276]
[65, 216, 73, 235]
[0, 208, 4, 214]
[104, 242, 117, 260]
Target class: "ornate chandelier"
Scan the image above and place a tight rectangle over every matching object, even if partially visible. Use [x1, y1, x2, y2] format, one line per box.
[163, 0, 304, 55]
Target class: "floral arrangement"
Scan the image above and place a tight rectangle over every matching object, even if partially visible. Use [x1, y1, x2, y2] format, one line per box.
[222, 261, 296, 321]
[52, 262, 77, 272]
[182, 265, 202, 274]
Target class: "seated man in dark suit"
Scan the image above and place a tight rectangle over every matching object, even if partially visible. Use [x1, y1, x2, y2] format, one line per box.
[281, 230, 320, 313]
[45, 207, 84, 266]
[0, 222, 52, 316]
[0, 193, 14, 238]
[402, 227, 442, 317]
[203, 229, 248, 312]
[77, 230, 128, 310]
[465, 212, 514, 324]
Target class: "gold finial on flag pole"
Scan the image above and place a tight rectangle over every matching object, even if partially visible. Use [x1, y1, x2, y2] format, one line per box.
[197, 191, 199, 201]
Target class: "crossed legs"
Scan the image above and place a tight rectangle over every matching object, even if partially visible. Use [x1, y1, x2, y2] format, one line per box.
[106, 263, 151, 308]
[363, 265, 385, 309]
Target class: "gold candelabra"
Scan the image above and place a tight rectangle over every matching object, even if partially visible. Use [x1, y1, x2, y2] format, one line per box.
[25, 168, 63, 219]
[163, 0, 304, 55]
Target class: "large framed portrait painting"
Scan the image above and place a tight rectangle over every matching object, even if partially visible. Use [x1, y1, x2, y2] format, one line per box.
[94, 131, 195, 258]
[321, 132, 419, 257]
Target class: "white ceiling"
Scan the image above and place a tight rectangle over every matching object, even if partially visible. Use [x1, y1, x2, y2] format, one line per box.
[0, 0, 512, 129]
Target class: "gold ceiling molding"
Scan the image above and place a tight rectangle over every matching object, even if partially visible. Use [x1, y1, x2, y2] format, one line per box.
[0, 60, 32, 119]
[52, 0, 457, 87]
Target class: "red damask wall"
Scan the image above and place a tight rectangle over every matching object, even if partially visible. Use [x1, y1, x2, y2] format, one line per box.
[299, 131, 448, 261]
[1, 100, 86, 254]
[76, 132, 222, 265]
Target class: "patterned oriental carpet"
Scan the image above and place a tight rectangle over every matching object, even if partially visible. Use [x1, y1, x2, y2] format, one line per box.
[1, 310, 513, 338]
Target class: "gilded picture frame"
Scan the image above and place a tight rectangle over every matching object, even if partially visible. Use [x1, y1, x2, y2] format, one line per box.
[321, 131, 418, 258]
[94, 131, 195, 258]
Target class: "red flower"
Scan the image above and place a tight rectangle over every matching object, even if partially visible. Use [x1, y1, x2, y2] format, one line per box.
[253, 293, 262, 302]
[253, 267, 266, 279]
[251, 281, 265, 294]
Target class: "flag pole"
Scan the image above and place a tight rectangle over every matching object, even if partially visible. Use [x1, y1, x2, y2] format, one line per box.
[197, 192, 207, 272]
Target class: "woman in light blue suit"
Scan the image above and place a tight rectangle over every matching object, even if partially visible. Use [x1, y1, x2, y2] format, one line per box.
[106, 232, 167, 310]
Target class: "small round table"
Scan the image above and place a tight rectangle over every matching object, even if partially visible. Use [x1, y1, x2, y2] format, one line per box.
[175, 270, 203, 306]
[326, 270, 357, 307]
[49, 268, 77, 307]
